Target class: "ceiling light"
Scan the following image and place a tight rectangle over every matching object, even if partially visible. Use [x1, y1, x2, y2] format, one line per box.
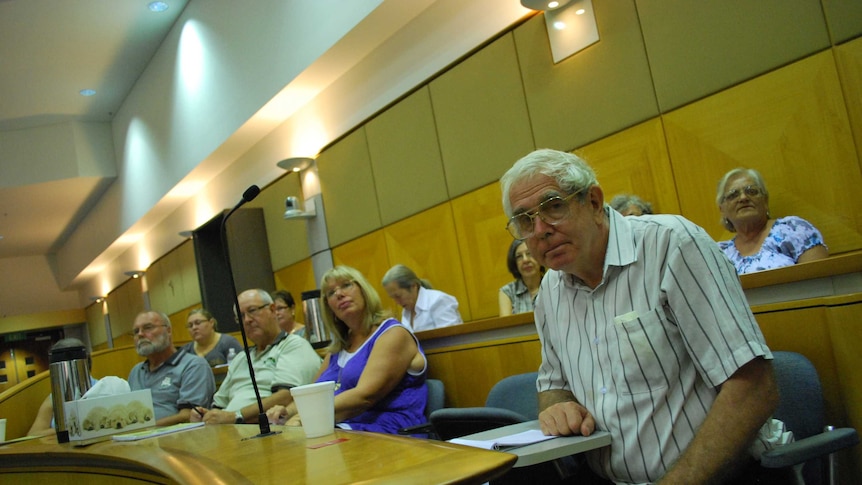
[124, 270, 146, 279]
[148, 2, 169, 12]
[79, 89, 96, 97]
[520, 0, 571, 10]
[276, 157, 314, 173]
[90, 296, 105, 303]
[178, 230, 194, 238]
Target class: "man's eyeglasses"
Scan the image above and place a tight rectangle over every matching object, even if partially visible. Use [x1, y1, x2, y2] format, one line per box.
[240, 304, 270, 320]
[722, 185, 762, 203]
[133, 323, 166, 336]
[325, 281, 356, 299]
[506, 189, 584, 240]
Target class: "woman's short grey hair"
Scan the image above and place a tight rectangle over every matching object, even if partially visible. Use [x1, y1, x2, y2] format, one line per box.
[500, 149, 598, 217]
[609, 194, 653, 215]
[382, 264, 432, 290]
[716, 168, 770, 231]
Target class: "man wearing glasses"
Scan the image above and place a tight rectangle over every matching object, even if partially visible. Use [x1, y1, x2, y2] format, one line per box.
[194, 288, 321, 425]
[128, 311, 215, 426]
[501, 149, 789, 484]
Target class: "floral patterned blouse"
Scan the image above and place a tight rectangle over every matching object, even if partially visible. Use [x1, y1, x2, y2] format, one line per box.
[718, 216, 826, 274]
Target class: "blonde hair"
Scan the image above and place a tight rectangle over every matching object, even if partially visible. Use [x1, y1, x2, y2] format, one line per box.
[320, 266, 391, 353]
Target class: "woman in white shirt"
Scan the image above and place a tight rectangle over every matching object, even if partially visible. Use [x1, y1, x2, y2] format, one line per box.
[382, 264, 462, 332]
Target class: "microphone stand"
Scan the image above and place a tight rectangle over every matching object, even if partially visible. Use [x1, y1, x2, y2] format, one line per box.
[220, 185, 279, 439]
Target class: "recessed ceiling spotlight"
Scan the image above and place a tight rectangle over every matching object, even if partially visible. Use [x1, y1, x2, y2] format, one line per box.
[148, 1, 169, 13]
[79, 89, 96, 96]
[124, 270, 146, 279]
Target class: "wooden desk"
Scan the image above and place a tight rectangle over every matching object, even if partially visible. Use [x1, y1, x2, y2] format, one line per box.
[0, 424, 516, 484]
[455, 420, 611, 468]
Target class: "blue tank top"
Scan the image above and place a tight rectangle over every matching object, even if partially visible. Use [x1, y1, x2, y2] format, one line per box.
[317, 318, 427, 434]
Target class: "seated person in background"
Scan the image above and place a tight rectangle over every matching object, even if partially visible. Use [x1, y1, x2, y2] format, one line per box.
[609, 193, 653, 216]
[382, 264, 462, 332]
[272, 290, 305, 337]
[129, 311, 216, 426]
[502, 149, 785, 484]
[27, 338, 98, 437]
[267, 266, 427, 434]
[193, 289, 321, 425]
[498, 239, 543, 316]
[181, 308, 243, 367]
[717, 167, 828, 274]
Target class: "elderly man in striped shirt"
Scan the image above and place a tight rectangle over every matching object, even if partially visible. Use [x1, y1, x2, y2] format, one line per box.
[501, 149, 788, 484]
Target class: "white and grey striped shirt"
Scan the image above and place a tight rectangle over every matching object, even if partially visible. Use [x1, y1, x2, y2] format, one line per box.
[535, 208, 773, 484]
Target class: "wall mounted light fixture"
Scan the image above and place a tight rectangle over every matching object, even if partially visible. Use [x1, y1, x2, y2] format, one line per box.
[276, 157, 314, 173]
[521, 0, 599, 63]
[90, 296, 105, 303]
[124, 270, 146, 279]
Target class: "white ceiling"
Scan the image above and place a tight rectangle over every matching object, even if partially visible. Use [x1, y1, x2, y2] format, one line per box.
[0, 0, 533, 320]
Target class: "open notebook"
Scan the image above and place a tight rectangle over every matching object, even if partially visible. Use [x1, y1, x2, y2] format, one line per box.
[448, 429, 557, 451]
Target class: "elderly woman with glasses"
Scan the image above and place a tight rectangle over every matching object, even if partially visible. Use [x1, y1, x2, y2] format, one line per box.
[181, 308, 243, 367]
[266, 266, 428, 434]
[716, 167, 828, 274]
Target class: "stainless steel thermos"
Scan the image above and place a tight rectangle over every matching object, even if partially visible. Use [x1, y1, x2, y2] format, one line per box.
[302, 289, 332, 347]
[48, 344, 92, 443]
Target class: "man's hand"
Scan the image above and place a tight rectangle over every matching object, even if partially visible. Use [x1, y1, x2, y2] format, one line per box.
[538, 400, 595, 437]
[193, 408, 237, 425]
[266, 405, 289, 425]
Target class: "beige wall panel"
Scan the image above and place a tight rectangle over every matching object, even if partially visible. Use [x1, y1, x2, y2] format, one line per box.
[430, 33, 535, 197]
[107, 277, 143, 339]
[176, 240, 200, 308]
[575, 118, 681, 216]
[318, 127, 382, 247]
[383, 203, 472, 322]
[513, 4, 659, 151]
[148, 241, 198, 316]
[248, 171, 310, 271]
[822, 0, 862, 44]
[366, 87, 449, 225]
[836, 38, 862, 173]
[86, 302, 106, 347]
[273, 258, 317, 325]
[451, 183, 514, 321]
[664, 51, 862, 253]
[331, 230, 393, 316]
[827, 302, 862, 481]
[425, 337, 542, 408]
[637, 0, 830, 112]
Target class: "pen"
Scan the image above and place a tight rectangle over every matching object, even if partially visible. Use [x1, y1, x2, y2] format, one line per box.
[194, 406, 207, 417]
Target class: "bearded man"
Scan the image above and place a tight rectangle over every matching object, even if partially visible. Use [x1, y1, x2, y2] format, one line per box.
[128, 311, 215, 426]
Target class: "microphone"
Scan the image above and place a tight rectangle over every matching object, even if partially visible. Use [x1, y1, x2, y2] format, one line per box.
[219, 184, 278, 439]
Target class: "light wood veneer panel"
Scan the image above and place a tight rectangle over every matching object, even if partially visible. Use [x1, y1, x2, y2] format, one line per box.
[365, 87, 449, 225]
[425, 337, 542, 408]
[317, 127, 382, 247]
[106, 277, 144, 339]
[575, 118, 681, 215]
[430, 32, 535, 197]
[383, 203, 472, 322]
[514, 3, 658, 151]
[273, 258, 316, 324]
[637, 0, 830, 112]
[827, 301, 862, 481]
[147, 239, 199, 316]
[451, 183, 515, 320]
[331, 230, 393, 316]
[86, 302, 106, 347]
[835, 37, 862, 175]
[665, 51, 862, 252]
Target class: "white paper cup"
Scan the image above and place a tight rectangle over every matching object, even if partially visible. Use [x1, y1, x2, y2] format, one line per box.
[290, 381, 335, 438]
[0, 418, 6, 442]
